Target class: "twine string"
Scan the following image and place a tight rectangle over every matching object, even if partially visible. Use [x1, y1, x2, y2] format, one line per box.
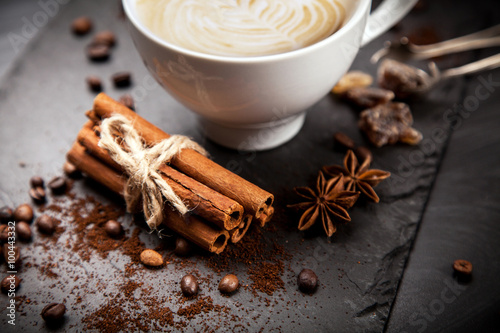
[97, 114, 208, 231]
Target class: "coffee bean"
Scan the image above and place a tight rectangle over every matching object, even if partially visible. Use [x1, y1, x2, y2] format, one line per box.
[104, 220, 123, 238]
[354, 146, 373, 164]
[63, 161, 81, 178]
[453, 259, 473, 275]
[218, 274, 239, 294]
[72, 16, 92, 35]
[118, 94, 135, 111]
[41, 303, 66, 323]
[140, 249, 163, 267]
[297, 269, 318, 293]
[333, 132, 356, 152]
[3, 244, 20, 266]
[86, 76, 103, 92]
[36, 215, 56, 235]
[1, 275, 21, 294]
[29, 187, 46, 204]
[13, 204, 34, 222]
[93, 30, 116, 46]
[0, 206, 14, 224]
[174, 237, 191, 257]
[48, 176, 67, 194]
[16, 221, 32, 241]
[30, 176, 45, 188]
[112, 72, 132, 88]
[86, 43, 110, 62]
[0, 225, 9, 243]
[180, 274, 199, 297]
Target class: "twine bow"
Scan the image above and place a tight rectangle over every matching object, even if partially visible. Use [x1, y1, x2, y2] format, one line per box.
[98, 114, 208, 231]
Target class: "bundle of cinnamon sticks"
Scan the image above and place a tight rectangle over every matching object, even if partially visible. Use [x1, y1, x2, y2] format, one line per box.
[67, 93, 274, 254]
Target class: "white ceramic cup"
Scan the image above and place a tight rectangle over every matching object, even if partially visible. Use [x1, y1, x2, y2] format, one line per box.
[123, 0, 418, 151]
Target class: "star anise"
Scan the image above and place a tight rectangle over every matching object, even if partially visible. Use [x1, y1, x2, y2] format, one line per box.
[288, 172, 359, 237]
[323, 150, 390, 203]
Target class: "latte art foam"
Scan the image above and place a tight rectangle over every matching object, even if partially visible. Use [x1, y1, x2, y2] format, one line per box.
[135, 0, 347, 56]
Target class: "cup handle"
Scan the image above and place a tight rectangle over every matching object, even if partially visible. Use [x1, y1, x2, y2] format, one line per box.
[361, 0, 419, 46]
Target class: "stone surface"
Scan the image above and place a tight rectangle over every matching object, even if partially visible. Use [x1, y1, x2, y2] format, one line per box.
[0, 0, 498, 332]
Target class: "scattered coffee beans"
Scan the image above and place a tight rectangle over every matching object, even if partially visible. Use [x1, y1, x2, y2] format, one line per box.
[41, 303, 66, 323]
[333, 132, 356, 152]
[0, 225, 9, 243]
[16, 221, 32, 241]
[63, 161, 81, 178]
[3, 244, 20, 265]
[140, 249, 163, 267]
[453, 259, 473, 276]
[180, 274, 199, 297]
[1, 275, 21, 293]
[93, 30, 116, 46]
[36, 215, 56, 235]
[297, 269, 318, 293]
[0, 206, 14, 224]
[112, 72, 132, 88]
[71, 16, 92, 35]
[48, 176, 67, 194]
[218, 274, 239, 294]
[174, 237, 191, 257]
[30, 176, 45, 188]
[86, 43, 110, 62]
[118, 94, 135, 111]
[13, 204, 34, 222]
[86, 75, 103, 92]
[104, 220, 122, 238]
[29, 187, 46, 204]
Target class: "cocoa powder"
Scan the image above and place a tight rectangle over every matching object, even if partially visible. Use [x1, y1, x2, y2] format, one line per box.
[13, 175, 293, 332]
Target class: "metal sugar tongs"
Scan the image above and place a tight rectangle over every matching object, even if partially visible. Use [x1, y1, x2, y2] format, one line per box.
[371, 24, 500, 97]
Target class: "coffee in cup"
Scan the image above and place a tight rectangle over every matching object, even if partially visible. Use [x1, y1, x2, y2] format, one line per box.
[124, 0, 418, 150]
[134, 0, 348, 57]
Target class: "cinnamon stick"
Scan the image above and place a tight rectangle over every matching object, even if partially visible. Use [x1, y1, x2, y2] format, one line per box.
[67, 142, 126, 195]
[257, 206, 275, 227]
[66, 142, 229, 254]
[77, 122, 244, 231]
[229, 214, 253, 243]
[92, 93, 274, 218]
[164, 210, 229, 254]
[85, 110, 100, 124]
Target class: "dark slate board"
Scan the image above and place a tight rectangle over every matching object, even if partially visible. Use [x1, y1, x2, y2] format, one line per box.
[0, 0, 496, 332]
[386, 1, 500, 330]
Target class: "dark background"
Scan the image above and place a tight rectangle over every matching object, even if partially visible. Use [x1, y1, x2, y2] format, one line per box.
[1, 0, 499, 332]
